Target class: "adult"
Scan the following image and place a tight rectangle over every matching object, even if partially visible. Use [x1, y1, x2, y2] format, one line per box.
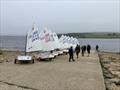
[68, 46, 75, 62]
[96, 45, 99, 52]
[87, 44, 91, 56]
[81, 46, 84, 56]
[83, 45, 86, 53]
[75, 44, 80, 58]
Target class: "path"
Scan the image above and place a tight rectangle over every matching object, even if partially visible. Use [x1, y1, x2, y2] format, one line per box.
[0, 51, 106, 90]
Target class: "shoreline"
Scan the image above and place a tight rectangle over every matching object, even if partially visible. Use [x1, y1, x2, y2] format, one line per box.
[0, 49, 120, 53]
[99, 51, 120, 54]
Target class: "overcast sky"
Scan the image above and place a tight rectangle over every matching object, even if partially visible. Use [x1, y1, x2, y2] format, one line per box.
[0, 0, 119, 35]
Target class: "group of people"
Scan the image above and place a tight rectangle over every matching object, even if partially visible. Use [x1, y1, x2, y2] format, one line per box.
[68, 44, 99, 62]
[81, 45, 91, 57]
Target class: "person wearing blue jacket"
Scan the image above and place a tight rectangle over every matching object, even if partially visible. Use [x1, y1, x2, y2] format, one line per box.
[69, 46, 75, 62]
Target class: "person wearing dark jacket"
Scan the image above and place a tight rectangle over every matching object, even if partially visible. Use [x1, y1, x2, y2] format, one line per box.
[69, 46, 75, 62]
[83, 45, 86, 53]
[81, 46, 84, 56]
[75, 44, 80, 58]
[96, 45, 99, 52]
[87, 44, 91, 56]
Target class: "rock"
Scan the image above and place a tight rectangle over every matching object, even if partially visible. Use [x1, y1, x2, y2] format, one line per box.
[105, 74, 114, 79]
[115, 81, 120, 85]
[100, 52, 120, 90]
[105, 81, 113, 90]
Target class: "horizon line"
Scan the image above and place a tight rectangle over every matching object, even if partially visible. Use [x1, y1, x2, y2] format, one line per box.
[1, 32, 120, 36]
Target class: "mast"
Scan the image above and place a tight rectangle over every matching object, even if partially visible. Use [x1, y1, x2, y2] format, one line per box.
[25, 33, 27, 55]
[0, 30, 2, 54]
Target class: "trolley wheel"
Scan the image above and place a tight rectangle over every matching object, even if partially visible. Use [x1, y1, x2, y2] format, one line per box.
[32, 59, 34, 63]
[49, 58, 52, 61]
[14, 59, 17, 64]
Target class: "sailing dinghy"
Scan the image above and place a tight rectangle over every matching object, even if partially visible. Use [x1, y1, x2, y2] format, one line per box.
[14, 35, 34, 64]
[59, 35, 69, 54]
[35, 26, 56, 61]
[50, 32, 63, 55]
[14, 24, 40, 64]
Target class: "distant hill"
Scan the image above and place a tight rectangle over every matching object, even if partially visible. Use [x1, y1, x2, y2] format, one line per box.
[57, 32, 120, 39]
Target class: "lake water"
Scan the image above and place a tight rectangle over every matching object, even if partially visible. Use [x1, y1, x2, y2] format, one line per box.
[78, 38, 120, 53]
[0, 36, 120, 53]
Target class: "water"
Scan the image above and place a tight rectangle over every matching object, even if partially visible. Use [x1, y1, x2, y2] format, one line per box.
[78, 38, 120, 53]
[0, 36, 120, 52]
[0, 36, 26, 51]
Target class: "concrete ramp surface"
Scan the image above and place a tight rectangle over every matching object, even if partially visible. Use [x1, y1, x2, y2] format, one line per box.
[0, 52, 106, 90]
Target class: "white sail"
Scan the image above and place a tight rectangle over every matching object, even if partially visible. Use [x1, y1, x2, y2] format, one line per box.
[59, 35, 79, 49]
[59, 35, 70, 49]
[39, 27, 55, 51]
[26, 24, 79, 52]
[74, 38, 79, 45]
[52, 32, 60, 49]
[62, 36, 70, 49]
[71, 37, 77, 49]
[26, 24, 42, 52]
[59, 35, 65, 49]
[67, 36, 73, 48]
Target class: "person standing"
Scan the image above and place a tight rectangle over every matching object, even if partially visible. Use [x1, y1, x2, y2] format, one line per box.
[69, 46, 75, 62]
[75, 44, 80, 58]
[81, 46, 84, 56]
[96, 45, 99, 52]
[87, 44, 91, 56]
[83, 45, 86, 54]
